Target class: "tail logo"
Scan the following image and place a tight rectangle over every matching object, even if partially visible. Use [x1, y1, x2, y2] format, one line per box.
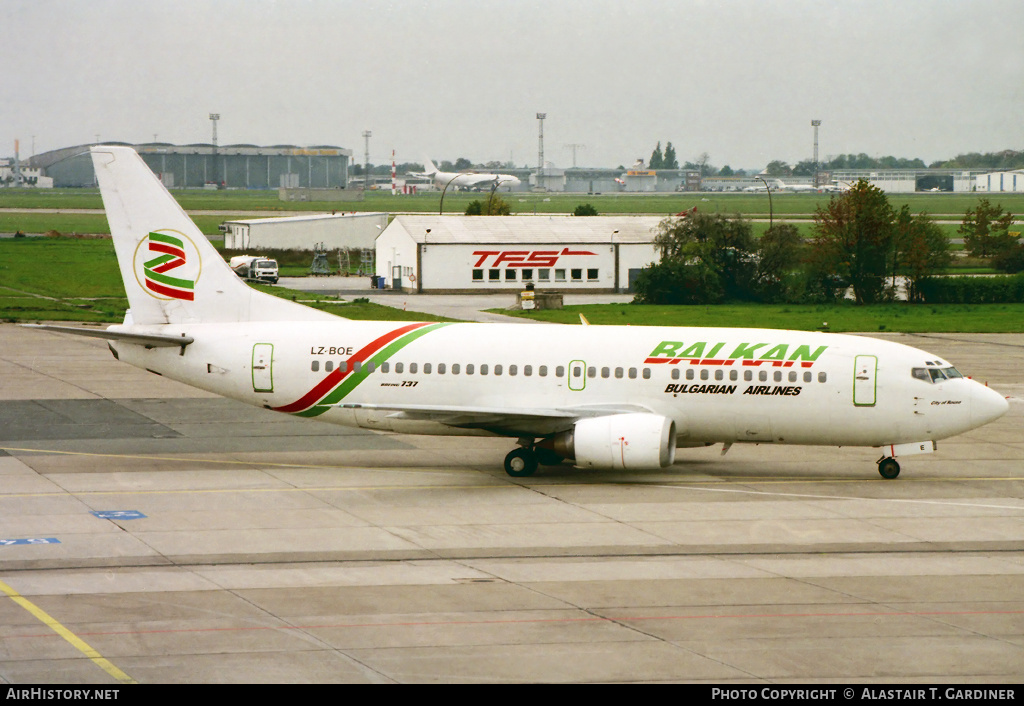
[133, 230, 201, 301]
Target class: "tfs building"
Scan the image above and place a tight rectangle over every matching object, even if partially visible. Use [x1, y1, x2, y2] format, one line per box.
[376, 216, 663, 293]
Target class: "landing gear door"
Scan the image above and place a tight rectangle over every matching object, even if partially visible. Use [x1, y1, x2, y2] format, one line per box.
[252, 343, 274, 393]
[853, 355, 877, 407]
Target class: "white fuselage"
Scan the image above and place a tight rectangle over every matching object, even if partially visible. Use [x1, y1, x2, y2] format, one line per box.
[109, 320, 1007, 450]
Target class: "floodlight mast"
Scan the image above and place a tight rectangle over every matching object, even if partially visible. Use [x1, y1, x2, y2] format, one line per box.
[536, 113, 546, 191]
[811, 119, 821, 187]
[209, 113, 220, 187]
[362, 130, 372, 191]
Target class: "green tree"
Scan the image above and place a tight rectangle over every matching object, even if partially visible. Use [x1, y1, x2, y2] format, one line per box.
[573, 203, 598, 216]
[465, 194, 511, 216]
[634, 212, 756, 304]
[809, 179, 896, 304]
[751, 224, 806, 303]
[894, 206, 951, 302]
[959, 199, 1017, 258]
[663, 142, 679, 169]
[649, 142, 664, 169]
[764, 160, 791, 177]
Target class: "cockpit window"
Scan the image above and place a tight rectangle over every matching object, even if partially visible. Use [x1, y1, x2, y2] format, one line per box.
[912, 366, 963, 383]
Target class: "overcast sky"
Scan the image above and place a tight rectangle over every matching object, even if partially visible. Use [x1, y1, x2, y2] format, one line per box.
[4, 0, 1022, 171]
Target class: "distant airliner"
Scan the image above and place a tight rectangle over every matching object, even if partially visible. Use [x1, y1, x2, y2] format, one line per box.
[413, 159, 521, 191]
[774, 179, 820, 193]
[27, 147, 1008, 480]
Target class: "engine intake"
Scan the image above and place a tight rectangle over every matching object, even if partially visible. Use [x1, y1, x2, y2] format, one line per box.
[554, 413, 676, 470]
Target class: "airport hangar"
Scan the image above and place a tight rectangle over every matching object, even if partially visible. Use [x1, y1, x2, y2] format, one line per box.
[374, 215, 663, 294]
[30, 142, 353, 189]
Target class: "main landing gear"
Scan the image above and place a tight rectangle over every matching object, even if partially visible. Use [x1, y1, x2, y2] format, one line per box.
[877, 456, 901, 479]
[503, 443, 564, 478]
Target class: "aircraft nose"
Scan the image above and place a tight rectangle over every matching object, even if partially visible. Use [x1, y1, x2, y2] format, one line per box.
[970, 382, 1009, 428]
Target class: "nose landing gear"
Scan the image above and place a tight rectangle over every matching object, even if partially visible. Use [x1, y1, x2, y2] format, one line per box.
[877, 456, 901, 479]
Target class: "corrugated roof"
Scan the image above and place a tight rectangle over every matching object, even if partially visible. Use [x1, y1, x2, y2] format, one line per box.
[223, 212, 388, 226]
[388, 215, 664, 244]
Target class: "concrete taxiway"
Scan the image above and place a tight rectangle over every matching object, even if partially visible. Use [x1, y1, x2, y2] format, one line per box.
[0, 323, 1022, 684]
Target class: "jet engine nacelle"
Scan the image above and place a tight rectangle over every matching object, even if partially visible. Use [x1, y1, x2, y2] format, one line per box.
[558, 413, 676, 470]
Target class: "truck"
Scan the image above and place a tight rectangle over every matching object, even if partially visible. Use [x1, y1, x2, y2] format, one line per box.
[228, 255, 279, 284]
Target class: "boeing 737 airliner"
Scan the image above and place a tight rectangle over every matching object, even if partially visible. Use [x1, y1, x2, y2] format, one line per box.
[28, 147, 1009, 479]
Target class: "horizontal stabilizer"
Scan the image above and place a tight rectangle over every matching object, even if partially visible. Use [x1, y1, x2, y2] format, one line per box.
[21, 324, 194, 349]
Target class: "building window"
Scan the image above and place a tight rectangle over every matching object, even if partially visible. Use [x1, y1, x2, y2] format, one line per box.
[571, 268, 583, 281]
[472, 269, 484, 281]
[505, 269, 517, 281]
[538, 269, 551, 281]
[555, 269, 566, 281]
[587, 269, 599, 281]
[489, 269, 500, 281]
[522, 269, 533, 280]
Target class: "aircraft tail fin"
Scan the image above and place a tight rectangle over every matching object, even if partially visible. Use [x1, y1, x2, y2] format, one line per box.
[423, 158, 439, 175]
[91, 146, 336, 326]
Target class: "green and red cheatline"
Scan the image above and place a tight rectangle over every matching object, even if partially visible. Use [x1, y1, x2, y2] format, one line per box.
[274, 322, 454, 416]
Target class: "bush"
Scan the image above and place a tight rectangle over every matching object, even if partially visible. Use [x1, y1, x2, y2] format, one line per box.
[993, 244, 1024, 274]
[918, 274, 1024, 303]
[573, 203, 598, 216]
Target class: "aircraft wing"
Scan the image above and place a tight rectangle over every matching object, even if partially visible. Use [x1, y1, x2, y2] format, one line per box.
[335, 401, 654, 436]
[21, 324, 194, 349]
